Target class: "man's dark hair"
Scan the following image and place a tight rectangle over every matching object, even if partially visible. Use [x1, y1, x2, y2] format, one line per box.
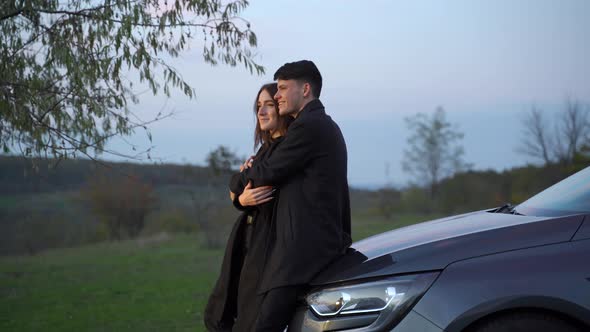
[273, 60, 323, 98]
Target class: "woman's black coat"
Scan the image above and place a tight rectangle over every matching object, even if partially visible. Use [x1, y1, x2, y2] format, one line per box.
[203, 138, 284, 332]
[203, 211, 248, 332]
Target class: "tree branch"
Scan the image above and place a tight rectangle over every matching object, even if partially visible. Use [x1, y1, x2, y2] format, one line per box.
[32, 7, 223, 29]
[0, 8, 23, 21]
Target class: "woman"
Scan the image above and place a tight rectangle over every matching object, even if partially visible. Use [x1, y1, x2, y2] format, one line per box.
[204, 83, 292, 332]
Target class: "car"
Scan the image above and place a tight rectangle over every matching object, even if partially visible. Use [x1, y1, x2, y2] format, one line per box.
[288, 166, 590, 332]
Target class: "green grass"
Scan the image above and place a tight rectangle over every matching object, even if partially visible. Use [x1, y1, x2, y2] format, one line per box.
[0, 214, 433, 331]
[0, 234, 222, 332]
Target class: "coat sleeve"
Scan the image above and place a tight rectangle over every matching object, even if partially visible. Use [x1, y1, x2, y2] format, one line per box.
[229, 145, 264, 194]
[228, 171, 254, 212]
[229, 172, 247, 194]
[246, 119, 315, 187]
[229, 143, 269, 211]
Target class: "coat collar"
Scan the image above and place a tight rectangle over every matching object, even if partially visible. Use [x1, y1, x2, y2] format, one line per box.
[296, 99, 324, 120]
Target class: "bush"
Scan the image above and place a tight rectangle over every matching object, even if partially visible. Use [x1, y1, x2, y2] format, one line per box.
[83, 173, 157, 240]
[144, 210, 199, 234]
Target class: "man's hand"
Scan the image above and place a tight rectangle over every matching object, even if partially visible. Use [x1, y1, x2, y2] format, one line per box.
[239, 155, 255, 172]
[238, 181, 275, 206]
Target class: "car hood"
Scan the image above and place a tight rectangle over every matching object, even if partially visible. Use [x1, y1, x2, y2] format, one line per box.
[311, 210, 584, 286]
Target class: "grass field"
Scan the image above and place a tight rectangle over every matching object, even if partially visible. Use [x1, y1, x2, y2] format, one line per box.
[0, 214, 437, 331]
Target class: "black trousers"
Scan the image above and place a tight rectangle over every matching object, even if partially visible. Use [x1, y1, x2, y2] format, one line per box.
[254, 285, 303, 332]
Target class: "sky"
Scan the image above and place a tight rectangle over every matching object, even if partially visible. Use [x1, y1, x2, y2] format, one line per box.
[108, 0, 590, 188]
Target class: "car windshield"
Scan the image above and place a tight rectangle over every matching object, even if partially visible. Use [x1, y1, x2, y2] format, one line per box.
[515, 166, 590, 217]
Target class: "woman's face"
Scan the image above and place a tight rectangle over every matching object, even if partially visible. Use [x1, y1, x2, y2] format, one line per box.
[257, 89, 280, 133]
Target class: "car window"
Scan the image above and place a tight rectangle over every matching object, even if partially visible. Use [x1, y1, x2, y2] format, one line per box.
[515, 166, 590, 217]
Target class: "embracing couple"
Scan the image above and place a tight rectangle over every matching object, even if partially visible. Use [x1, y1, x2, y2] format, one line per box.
[204, 60, 352, 332]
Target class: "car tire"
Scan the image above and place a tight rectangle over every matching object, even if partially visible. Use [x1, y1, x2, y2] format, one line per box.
[467, 311, 583, 332]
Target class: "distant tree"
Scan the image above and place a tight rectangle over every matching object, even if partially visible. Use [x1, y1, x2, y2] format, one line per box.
[206, 145, 241, 175]
[402, 107, 470, 198]
[175, 145, 241, 248]
[555, 98, 590, 164]
[518, 105, 553, 165]
[1, 0, 263, 160]
[518, 98, 590, 165]
[84, 173, 157, 239]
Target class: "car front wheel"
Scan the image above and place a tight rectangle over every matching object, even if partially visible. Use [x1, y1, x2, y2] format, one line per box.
[466, 311, 583, 332]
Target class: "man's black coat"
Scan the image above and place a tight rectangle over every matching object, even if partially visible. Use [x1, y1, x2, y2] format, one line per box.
[246, 99, 352, 293]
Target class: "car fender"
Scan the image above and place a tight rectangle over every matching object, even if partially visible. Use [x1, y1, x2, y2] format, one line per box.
[412, 239, 590, 331]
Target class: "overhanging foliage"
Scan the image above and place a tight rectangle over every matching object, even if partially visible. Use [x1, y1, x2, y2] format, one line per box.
[0, 0, 263, 160]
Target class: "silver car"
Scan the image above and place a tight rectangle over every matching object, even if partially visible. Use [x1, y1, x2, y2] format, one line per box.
[289, 167, 590, 332]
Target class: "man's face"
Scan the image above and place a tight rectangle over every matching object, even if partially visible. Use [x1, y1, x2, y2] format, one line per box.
[275, 79, 305, 117]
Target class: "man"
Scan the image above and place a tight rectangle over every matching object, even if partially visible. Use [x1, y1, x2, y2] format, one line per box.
[245, 60, 352, 331]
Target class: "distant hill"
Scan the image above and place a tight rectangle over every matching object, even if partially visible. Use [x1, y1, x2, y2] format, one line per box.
[1, 153, 589, 256]
[0, 155, 229, 195]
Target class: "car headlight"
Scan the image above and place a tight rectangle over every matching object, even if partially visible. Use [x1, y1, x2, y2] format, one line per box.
[305, 272, 439, 330]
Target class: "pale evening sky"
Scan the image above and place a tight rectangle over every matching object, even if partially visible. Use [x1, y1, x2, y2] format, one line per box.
[107, 0, 590, 188]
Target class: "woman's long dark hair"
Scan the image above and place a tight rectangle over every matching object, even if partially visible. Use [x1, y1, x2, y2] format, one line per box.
[253, 83, 293, 151]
